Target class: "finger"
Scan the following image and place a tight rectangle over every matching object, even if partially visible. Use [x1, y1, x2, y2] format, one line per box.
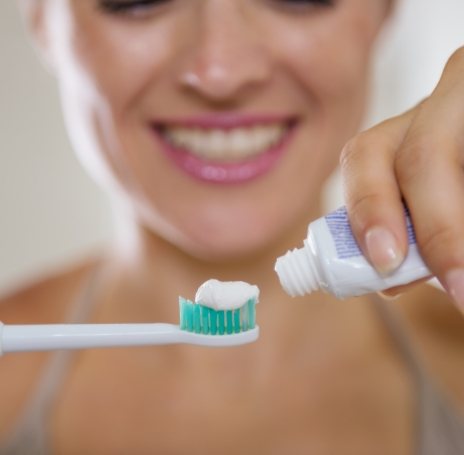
[378, 276, 432, 298]
[340, 110, 416, 275]
[395, 54, 464, 311]
[397, 133, 464, 312]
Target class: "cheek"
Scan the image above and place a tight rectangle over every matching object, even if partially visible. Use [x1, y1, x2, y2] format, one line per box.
[263, 14, 380, 205]
[51, 7, 181, 191]
[68, 22, 172, 115]
[292, 38, 367, 111]
[272, 12, 377, 126]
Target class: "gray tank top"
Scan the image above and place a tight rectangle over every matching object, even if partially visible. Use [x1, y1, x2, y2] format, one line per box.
[1, 276, 464, 454]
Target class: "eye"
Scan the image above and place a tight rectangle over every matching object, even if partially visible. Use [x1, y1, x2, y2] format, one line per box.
[270, 0, 336, 12]
[97, 0, 171, 17]
[281, 0, 333, 2]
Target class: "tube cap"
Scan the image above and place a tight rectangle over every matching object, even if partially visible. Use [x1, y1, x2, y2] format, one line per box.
[274, 244, 319, 297]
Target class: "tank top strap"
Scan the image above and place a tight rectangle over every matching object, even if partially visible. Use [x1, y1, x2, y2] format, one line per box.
[370, 293, 424, 380]
[370, 292, 464, 455]
[0, 262, 103, 455]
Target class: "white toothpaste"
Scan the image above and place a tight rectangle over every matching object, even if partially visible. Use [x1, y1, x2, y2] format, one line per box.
[275, 206, 431, 299]
[195, 279, 260, 310]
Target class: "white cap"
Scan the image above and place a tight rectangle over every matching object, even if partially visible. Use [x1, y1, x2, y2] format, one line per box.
[274, 243, 320, 297]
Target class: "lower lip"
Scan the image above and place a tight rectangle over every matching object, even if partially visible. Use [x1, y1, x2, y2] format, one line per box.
[151, 125, 295, 184]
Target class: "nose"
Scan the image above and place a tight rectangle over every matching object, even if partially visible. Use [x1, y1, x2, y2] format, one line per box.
[176, 1, 272, 102]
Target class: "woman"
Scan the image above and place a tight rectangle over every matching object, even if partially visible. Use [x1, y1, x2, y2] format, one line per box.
[1, 0, 464, 453]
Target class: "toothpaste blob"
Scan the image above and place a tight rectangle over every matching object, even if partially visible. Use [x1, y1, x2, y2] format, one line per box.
[195, 279, 260, 310]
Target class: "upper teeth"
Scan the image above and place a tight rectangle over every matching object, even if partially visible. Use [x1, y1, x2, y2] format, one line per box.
[162, 124, 286, 161]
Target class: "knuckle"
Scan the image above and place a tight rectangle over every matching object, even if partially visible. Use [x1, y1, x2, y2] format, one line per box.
[339, 136, 364, 169]
[446, 46, 464, 69]
[347, 193, 385, 233]
[418, 224, 459, 264]
[340, 126, 397, 170]
[395, 136, 436, 186]
[339, 132, 377, 170]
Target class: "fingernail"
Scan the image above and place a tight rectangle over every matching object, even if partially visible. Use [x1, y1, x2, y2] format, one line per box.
[445, 269, 464, 313]
[365, 227, 404, 275]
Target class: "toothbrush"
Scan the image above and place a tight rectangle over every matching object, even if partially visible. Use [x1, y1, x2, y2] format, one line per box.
[0, 296, 258, 355]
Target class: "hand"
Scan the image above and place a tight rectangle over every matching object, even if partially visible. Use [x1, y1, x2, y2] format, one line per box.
[340, 46, 464, 311]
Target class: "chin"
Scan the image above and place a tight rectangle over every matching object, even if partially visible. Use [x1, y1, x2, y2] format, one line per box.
[181, 220, 287, 263]
[139, 189, 304, 264]
[182, 238, 272, 264]
[147, 215, 274, 263]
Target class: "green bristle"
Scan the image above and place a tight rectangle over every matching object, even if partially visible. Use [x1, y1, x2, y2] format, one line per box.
[186, 305, 193, 331]
[241, 304, 249, 331]
[226, 311, 233, 334]
[193, 305, 201, 333]
[242, 316, 248, 332]
[179, 297, 193, 332]
[218, 310, 225, 335]
[201, 306, 209, 335]
[233, 309, 241, 333]
[179, 298, 186, 330]
[179, 297, 256, 335]
[248, 299, 256, 329]
[210, 310, 218, 335]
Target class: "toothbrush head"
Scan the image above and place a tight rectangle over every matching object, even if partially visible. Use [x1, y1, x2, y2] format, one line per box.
[179, 297, 257, 336]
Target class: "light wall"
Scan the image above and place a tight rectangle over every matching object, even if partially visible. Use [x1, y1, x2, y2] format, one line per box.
[1, 1, 463, 293]
[0, 2, 112, 292]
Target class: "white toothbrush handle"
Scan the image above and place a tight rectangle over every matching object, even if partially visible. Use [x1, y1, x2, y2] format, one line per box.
[0, 322, 259, 354]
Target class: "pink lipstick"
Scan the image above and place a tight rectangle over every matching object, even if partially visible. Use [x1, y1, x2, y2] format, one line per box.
[151, 114, 297, 184]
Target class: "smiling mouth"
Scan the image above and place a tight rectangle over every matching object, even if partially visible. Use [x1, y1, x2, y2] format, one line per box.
[158, 122, 291, 163]
[151, 116, 297, 183]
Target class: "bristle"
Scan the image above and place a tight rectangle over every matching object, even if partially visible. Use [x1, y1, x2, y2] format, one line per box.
[210, 308, 218, 335]
[218, 310, 225, 335]
[233, 309, 240, 334]
[179, 297, 256, 335]
[201, 306, 209, 334]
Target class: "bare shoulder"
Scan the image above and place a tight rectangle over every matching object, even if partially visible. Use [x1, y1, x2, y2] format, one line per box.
[0, 257, 99, 441]
[399, 282, 464, 407]
[0, 258, 100, 323]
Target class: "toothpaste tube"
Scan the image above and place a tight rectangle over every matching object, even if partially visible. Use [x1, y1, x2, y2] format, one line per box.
[274, 206, 431, 299]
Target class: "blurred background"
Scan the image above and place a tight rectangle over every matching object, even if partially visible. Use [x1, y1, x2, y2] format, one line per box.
[0, 1, 463, 294]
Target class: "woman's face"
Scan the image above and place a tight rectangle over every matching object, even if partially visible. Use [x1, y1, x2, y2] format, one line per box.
[35, 0, 388, 261]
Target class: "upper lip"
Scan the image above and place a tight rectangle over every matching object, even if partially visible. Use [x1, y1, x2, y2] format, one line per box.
[151, 113, 298, 130]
